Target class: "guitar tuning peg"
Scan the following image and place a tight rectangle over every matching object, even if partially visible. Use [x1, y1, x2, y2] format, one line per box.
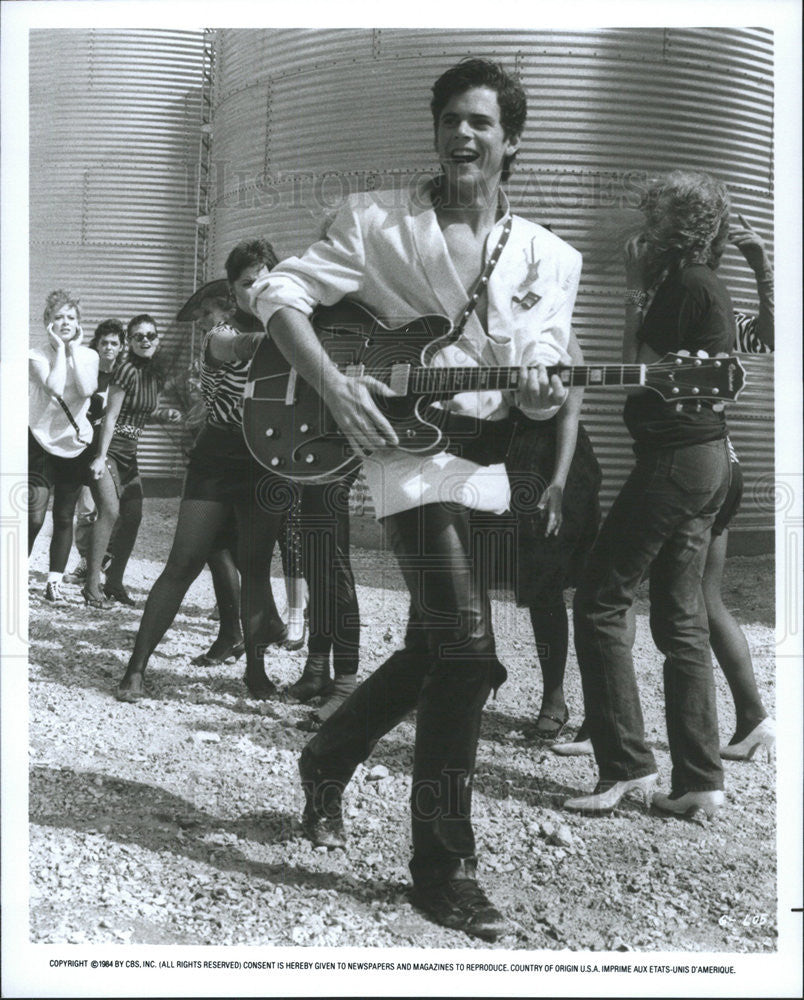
[675, 403, 684, 412]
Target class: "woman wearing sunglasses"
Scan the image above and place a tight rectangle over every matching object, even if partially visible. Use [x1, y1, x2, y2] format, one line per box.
[85, 314, 179, 607]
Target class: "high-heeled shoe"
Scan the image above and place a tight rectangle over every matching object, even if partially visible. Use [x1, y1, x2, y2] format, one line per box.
[720, 718, 775, 762]
[563, 773, 658, 814]
[191, 641, 245, 667]
[81, 587, 114, 610]
[528, 708, 570, 743]
[652, 789, 724, 819]
[115, 683, 149, 703]
[551, 737, 594, 757]
[103, 582, 136, 607]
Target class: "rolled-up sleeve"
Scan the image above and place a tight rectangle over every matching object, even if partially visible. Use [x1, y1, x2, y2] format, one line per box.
[250, 196, 367, 327]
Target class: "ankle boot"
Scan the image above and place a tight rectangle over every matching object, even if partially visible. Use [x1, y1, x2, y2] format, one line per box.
[299, 746, 347, 849]
[287, 655, 332, 703]
[313, 673, 358, 723]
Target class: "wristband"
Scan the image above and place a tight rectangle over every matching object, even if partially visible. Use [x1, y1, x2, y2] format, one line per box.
[625, 288, 648, 308]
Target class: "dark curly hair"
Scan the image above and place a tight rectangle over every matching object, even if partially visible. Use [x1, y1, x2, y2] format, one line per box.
[430, 58, 526, 182]
[640, 171, 731, 287]
[225, 238, 279, 283]
[89, 318, 124, 352]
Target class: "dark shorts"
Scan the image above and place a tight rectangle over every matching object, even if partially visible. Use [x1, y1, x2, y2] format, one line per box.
[183, 423, 296, 513]
[711, 461, 744, 537]
[106, 435, 143, 503]
[28, 430, 93, 491]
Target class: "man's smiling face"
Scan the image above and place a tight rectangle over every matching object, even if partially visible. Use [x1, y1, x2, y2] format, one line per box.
[435, 85, 520, 192]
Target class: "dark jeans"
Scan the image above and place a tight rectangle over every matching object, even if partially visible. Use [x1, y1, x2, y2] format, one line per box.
[303, 502, 505, 887]
[300, 474, 359, 676]
[574, 439, 730, 793]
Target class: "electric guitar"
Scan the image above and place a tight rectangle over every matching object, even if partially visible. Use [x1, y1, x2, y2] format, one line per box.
[242, 299, 747, 483]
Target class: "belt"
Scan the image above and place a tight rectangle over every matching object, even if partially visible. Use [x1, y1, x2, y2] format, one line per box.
[113, 423, 143, 440]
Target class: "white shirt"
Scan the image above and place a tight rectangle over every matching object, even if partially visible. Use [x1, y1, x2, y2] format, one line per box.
[29, 344, 98, 458]
[251, 180, 582, 518]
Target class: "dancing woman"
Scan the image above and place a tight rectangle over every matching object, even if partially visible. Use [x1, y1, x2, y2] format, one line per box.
[557, 212, 776, 764]
[637, 211, 776, 761]
[85, 315, 179, 606]
[29, 290, 99, 602]
[176, 280, 307, 667]
[567, 171, 734, 818]
[115, 239, 288, 702]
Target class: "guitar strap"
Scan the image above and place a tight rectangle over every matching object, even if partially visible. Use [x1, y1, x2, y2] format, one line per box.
[56, 395, 90, 447]
[450, 216, 512, 339]
[429, 215, 516, 466]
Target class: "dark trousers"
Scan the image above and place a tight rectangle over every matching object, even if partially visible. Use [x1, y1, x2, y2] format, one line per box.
[304, 502, 505, 886]
[300, 475, 359, 676]
[574, 438, 730, 792]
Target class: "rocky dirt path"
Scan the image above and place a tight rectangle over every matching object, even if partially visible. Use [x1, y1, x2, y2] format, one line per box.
[27, 500, 776, 951]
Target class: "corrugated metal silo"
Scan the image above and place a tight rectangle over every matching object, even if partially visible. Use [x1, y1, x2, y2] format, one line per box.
[29, 29, 205, 478]
[207, 28, 774, 544]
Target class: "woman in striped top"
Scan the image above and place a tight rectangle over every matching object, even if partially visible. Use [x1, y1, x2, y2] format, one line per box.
[116, 239, 289, 702]
[85, 315, 180, 606]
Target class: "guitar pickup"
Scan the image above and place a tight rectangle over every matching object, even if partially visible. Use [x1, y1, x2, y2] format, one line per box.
[285, 369, 297, 406]
[389, 363, 411, 395]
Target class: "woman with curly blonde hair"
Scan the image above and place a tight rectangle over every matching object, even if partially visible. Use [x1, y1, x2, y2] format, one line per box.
[564, 171, 735, 819]
[29, 289, 100, 603]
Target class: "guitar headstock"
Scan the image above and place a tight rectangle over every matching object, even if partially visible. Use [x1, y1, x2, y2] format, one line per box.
[645, 354, 747, 403]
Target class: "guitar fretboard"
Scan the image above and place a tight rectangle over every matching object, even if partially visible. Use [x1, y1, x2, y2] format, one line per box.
[410, 364, 645, 396]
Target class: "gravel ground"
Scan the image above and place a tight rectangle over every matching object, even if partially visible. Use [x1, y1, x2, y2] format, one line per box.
[28, 498, 777, 951]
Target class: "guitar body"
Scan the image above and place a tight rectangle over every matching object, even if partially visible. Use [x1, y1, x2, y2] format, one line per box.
[243, 298, 747, 483]
[242, 301, 454, 483]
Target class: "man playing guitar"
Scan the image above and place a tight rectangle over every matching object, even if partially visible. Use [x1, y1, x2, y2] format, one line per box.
[248, 57, 582, 940]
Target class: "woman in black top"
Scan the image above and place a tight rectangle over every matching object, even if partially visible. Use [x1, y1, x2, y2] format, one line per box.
[566, 171, 733, 819]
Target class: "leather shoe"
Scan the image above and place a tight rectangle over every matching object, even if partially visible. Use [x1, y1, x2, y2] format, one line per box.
[564, 773, 658, 814]
[299, 747, 347, 849]
[652, 789, 724, 819]
[244, 673, 278, 700]
[286, 655, 332, 703]
[411, 861, 509, 941]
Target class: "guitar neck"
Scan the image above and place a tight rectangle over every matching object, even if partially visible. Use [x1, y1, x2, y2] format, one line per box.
[410, 363, 645, 396]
